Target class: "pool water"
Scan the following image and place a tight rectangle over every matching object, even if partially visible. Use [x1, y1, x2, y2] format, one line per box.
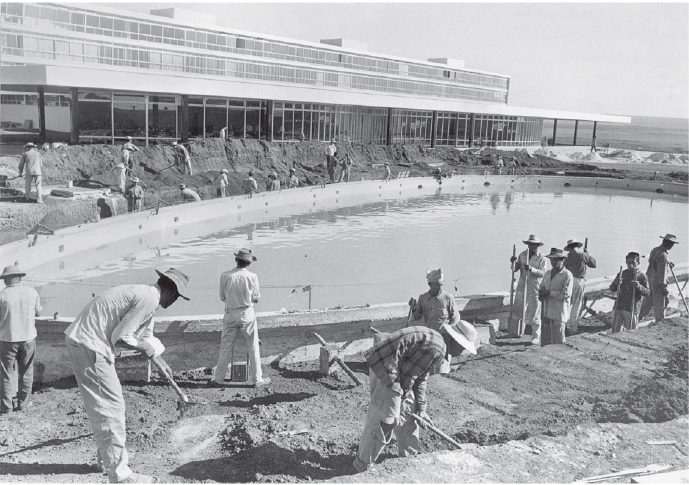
[33, 187, 688, 317]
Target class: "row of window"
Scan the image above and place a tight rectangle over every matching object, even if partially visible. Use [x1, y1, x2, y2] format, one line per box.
[1, 31, 508, 104]
[0, 2, 509, 90]
[1, 93, 71, 106]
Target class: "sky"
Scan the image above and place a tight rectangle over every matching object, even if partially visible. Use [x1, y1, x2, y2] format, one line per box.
[96, 2, 689, 119]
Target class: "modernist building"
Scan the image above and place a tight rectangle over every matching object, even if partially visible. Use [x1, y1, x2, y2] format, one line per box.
[1, 2, 629, 147]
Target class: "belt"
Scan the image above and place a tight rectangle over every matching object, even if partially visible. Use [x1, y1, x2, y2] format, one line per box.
[225, 306, 251, 313]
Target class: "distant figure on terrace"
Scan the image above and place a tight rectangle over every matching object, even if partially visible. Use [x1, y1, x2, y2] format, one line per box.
[639, 234, 678, 324]
[179, 184, 201, 202]
[609, 252, 650, 333]
[242, 170, 258, 196]
[219, 126, 228, 139]
[339, 153, 353, 183]
[218, 169, 229, 197]
[121, 136, 140, 172]
[383, 162, 391, 181]
[326, 140, 338, 182]
[287, 168, 299, 188]
[125, 177, 145, 212]
[538, 248, 573, 346]
[563, 238, 596, 334]
[172, 141, 193, 176]
[19, 143, 43, 204]
[268, 172, 281, 191]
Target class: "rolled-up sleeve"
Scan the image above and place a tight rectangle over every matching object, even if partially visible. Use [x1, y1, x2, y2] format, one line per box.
[110, 292, 159, 347]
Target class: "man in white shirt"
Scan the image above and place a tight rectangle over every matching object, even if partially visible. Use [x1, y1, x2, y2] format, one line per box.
[18, 142, 43, 203]
[211, 248, 269, 388]
[325, 140, 337, 182]
[64, 268, 189, 484]
[218, 169, 229, 197]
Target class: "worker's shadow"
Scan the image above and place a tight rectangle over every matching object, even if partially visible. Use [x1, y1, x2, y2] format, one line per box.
[171, 441, 358, 481]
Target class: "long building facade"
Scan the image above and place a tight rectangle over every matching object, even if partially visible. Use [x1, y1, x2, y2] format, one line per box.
[1, 3, 629, 147]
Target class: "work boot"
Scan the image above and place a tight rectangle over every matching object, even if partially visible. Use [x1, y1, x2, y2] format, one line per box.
[252, 377, 271, 388]
[117, 472, 158, 483]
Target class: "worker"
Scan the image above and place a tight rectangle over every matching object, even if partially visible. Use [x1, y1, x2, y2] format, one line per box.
[218, 169, 229, 197]
[409, 268, 478, 372]
[287, 168, 299, 188]
[18, 142, 43, 203]
[219, 126, 228, 139]
[121, 136, 140, 173]
[268, 172, 280, 191]
[352, 326, 447, 472]
[0, 265, 41, 414]
[339, 153, 353, 183]
[538, 248, 573, 345]
[510, 234, 547, 345]
[639, 234, 678, 324]
[325, 140, 337, 183]
[242, 170, 258, 195]
[494, 157, 504, 175]
[171, 141, 192, 176]
[179, 184, 201, 202]
[383, 162, 391, 182]
[609, 252, 650, 333]
[125, 177, 144, 212]
[563, 238, 597, 334]
[111, 160, 127, 193]
[211, 248, 269, 388]
[64, 268, 189, 484]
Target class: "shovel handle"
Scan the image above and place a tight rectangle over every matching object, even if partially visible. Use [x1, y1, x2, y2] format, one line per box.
[334, 356, 362, 386]
[151, 356, 189, 403]
[409, 412, 463, 449]
[312, 332, 328, 346]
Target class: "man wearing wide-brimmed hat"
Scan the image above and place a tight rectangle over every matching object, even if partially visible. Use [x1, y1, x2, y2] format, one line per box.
[179, 183, 201, 202]
[242, 170, 258, 195]
[563, 238, 597, 334]
[639, 234, 679, 324]
[609, 252, 650, 333]
[287, 168, 299, 188]
[538, 248, 573, 345]
[510, 235, 547, 345]
[172, 141, 192, 175]
[268, 171, 281, 192]
[217, 169, 229, 197]
[120, 136, 140, 173]
[64, 268, 190, 483]
[18, 142, 43, 203]
[0, 265, 41, 415]
[125, 177, 144, 212]
[212, 248, 269, 388]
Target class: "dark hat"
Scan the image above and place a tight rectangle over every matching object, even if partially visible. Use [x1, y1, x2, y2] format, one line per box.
[660, 234, 679, 244]
[235, 248, 257, 262]
[155, 268, 190, 300]
[1, 265, 26, 278]
[626, 252, 640, 260]
[248, 170, 254, 176]
[523, 235, 544, 246]
[564, 238, 584, 251]
[545, 248, 567, 259]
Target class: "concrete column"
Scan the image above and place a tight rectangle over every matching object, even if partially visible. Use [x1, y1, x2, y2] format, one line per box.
[386, 108, 393, 146]
[69, 87, 79, 145]
[37, 87, 46, 143]
[180, 95, 189, 143]
[266, 100, 274, 142]
[430, 110, 438, 148]
[573, 120, 579, 146]
[592, 121, 597, 140]
[469, 113, 476, 147]
[552, 119, 558, 147]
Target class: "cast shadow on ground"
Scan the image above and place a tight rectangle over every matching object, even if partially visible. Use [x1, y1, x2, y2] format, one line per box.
[0, 434, 91, 458]
[0, 463, 96, 476]
[218, 392, 316, 408]
[171, 441, 357, 482]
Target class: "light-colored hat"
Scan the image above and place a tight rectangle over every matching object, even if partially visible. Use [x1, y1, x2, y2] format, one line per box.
[289, 168, 295, 173]
[1, 265, 26, 279]
[660, 234, 679, 244]
[129, 177, 140, 183]
[235, 248, 257, 262]
[545, 248, 567, 259]
[523, 235, 544, 246]
[171, 142, 178, 146]
[155, 268, 190, 300]
[179, 183, 186, 189]
[564, 239, 583, 251]
[272, 171, 278, 178]
[24, 142, 35, 149]
[442, 321, 478, 355]
[426, 268, 443, 284]
[126, 136, 133, 141]
[221, 169, 228, 173]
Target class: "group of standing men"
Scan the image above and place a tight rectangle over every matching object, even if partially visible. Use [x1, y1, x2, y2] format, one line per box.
[325, 140, 354, 183]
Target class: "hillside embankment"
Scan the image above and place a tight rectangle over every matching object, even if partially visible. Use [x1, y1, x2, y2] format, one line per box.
[0, 139, 687, 244]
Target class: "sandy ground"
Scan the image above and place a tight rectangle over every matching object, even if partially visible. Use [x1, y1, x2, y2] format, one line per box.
[0, 313, 686, 483]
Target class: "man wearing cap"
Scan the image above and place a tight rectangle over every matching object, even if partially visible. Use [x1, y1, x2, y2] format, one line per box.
[563, 238, 597, 334]
[212, 248, 269, 387]
[268, 172, 280, 192]
[609, 252, 650, 333]
[125, 177, 145, 212]
[352, 326, 446, 473]
[287, 168, 299, 189]
[120, 137, 140, 173]
[325, 140, 337, 183]
[538, 248, 573, 345]
[409, 269, 478, 372]
[0, 265, 41, 414]
[639, 234, 678, 324]
[179, 184, 201, 202]
[217, 169, 229, 197]
[18, 142, 43, 203]
[242, 170, 258, 196]
[172, 141, 192, 176]
[510, 235, 547, 345]
[64, 268, 189, 483]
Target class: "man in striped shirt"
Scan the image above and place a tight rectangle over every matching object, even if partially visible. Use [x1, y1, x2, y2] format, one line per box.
[352, 326, 446, 473]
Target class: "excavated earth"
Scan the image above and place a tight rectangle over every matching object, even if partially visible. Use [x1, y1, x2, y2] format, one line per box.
[0, 314, 687, 483]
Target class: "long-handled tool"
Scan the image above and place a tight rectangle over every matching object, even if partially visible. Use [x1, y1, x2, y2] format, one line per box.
[312, 332, 362, 385]
[519, 261, 528, 336]
[610, 266, 623, 331]
[151, 355, 210, 405]
[508, 244, 516, 322]
[669, 265, 689, 316]
[405, 304, 413, 327]
[409, 412, 463, 449]
[630, 269, 637, 328]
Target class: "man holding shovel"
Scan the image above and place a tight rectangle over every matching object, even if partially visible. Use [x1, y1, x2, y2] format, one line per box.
[609, 252, 650, 332]
[563, 238, 597, 334]
[538, 248, 573, 345]
[64, 268, 190, 484]
[639, 234, 678, 324]
[510, 235, 546, 345]
[352, 326, 447, 473]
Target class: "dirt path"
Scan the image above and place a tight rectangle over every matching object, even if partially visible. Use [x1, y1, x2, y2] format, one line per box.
[0, 315, 686, 483]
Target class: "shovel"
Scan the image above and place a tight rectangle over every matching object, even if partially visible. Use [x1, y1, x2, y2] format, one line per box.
[151, 355, 210, 405]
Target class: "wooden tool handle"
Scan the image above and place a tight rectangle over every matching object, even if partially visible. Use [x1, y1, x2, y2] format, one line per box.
[312, 332, 328, 346]
[151, 356, 189, 403]
[334, 356, 362, 386]
[409, 412, 463, 449]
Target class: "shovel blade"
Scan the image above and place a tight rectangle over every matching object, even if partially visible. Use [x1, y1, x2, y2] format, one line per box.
[507, 317, 523, 336]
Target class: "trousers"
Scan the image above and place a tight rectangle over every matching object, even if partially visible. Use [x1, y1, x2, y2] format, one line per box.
[611, 309, 637, 333]
[214, 307, 262, 383]
[541, 317, 566, 346]
[639, 283, 668, 323]
[513, 289, 542, 344]
[353, 369, 420, 472]
[568, 277, 586, 332]
[24, 175, 43, 202]
[0, 339, 35, 413]
[66, 337, 132, 483]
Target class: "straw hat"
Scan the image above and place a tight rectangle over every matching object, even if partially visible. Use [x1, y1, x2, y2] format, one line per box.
[221, 169, 228, 173]
[24, 142, 35, 149]
[442, 321, 478, 355]
[564, 239, 583, 251]
[523, 235, 544, 246]
[0, 265, 26, 279]
[660, 234, 679, 244]
[171, 142, 178, 146]
[155, 268, 190, 300]
[545, 248, 567, 259]
[235, 248, 257, 262]
[179, 183, 186, 189]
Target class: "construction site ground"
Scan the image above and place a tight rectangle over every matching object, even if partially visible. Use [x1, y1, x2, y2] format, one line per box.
[0, 314, 687, 483]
